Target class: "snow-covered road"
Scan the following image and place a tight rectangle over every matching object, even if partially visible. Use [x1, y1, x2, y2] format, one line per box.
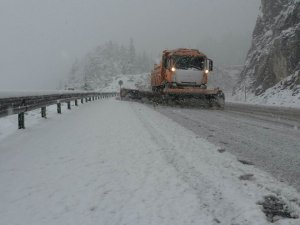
[0, 99, 299, 225]
[156, 103, 300, 192]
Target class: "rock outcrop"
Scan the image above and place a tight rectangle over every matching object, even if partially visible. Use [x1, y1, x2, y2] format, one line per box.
[234, 0, 300, 97]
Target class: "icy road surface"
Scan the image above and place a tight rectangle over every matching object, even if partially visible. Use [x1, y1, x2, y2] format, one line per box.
[0, 99, 299, 225]
[155, 103, 300, 192]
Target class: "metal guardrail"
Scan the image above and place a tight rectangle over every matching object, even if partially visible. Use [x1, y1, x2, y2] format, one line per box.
[0, 92, 117, 129]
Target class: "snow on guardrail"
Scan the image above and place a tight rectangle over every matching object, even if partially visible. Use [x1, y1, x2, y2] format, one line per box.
[0, 91, 117, 129]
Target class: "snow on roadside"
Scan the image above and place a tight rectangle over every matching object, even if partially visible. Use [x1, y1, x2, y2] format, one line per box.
[0, 90, 92, 99]
[0, 99, 299, 225]
[229, 85, 300, 109]
[0, 103, 74, 142]
[231, 72, 300, 109]
[228, 88, 300, 109]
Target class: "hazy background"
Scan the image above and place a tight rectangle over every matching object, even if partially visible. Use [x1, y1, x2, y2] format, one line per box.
[0, 0, 260, 90]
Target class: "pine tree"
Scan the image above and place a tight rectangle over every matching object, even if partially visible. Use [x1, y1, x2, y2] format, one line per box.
[66, 40, 154, 90]
[128, 38, 136, 74]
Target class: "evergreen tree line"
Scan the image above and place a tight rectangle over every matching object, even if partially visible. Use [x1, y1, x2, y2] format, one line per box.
[68, 39, 154, 90]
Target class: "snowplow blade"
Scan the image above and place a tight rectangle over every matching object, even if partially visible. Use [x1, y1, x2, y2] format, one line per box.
[120, 88, 225, 109]
[162, 88, 225, 108]
[163, 88, 220, 95]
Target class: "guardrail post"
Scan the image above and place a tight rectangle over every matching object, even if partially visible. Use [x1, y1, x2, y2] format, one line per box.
[57, 103, 61, 114]
[67, 101, 71, 110]
[81, 99, 84, 104]
[41, 107, 46, 118]
[85, 98, 88, 102]
[75, 99, 78, 106]
[18, 112, 25, 129]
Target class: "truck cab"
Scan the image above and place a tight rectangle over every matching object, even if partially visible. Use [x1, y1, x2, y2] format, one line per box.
[160, 49, 213, 89]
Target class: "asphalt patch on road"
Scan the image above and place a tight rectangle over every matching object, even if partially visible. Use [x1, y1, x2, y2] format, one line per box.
[258, 195, 299, 222]
[217, 148, 226, 153]
[239, 173, 254, 181]
[238, 159, 254, 166]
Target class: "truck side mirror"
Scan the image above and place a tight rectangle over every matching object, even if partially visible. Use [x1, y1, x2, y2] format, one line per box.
[209, 59, 213, 71]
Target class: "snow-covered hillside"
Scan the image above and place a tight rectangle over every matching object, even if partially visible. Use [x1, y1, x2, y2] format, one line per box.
[66, 41, 153, 91]
[101, 73, 150, 92]
[208, 65, 242, 93]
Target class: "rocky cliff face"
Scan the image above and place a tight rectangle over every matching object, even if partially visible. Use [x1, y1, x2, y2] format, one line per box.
[234, 0, 300, 97]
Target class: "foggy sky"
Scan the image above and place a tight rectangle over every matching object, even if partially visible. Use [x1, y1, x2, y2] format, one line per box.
[0, 0, 260, 90]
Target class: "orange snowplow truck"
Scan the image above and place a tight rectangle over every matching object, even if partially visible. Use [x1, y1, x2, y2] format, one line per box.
[152, 49, 216, 93]
[121, 48, 225, 108]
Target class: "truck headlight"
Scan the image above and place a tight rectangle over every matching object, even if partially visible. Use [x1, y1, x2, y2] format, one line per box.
[205, 69, 209, 74]
[171, 67, 176, 72]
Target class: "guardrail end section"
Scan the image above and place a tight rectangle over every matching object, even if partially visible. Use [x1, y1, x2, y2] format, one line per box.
[57, 103, 62, 114]
[41, 107, 46, 118]
[67, 101, 71, 110]
[18, 112, 25, 129]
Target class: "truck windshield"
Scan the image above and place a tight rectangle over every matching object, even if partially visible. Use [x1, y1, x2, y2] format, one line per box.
[173, 56, 204, 70]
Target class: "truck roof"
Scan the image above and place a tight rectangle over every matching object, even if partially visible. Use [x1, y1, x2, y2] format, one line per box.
[163, 48, 207, 57]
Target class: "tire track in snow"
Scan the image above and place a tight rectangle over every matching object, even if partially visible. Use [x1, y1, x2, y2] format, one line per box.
[131, 103, 269, 225]
[155, 106, 300, 191]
